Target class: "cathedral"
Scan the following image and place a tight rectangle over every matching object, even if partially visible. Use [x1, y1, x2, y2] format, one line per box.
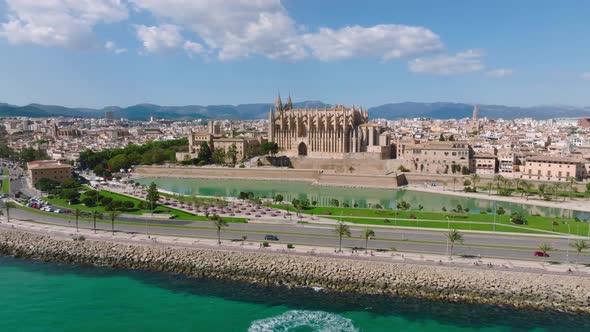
[268, 95, 392, 159]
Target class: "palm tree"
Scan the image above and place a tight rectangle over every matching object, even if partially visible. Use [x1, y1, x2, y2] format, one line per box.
[334, 222, 351, 252]
[570, 240, 589, 264]
[567, 177, 577, 201]
[73, 208, 82, 232]
[91, 210, 101, 234]
[213, 218, 229, 245]
[538, 243, 554, 263]
[361, 228, 376, 254]
[3, 201, 12, 223]
[446, 229, 464, 257]
[241, 235, 247, 245]
[109, 210, 120, 235]
[469, 174, 480, 192]
[493, 174, 504, 194]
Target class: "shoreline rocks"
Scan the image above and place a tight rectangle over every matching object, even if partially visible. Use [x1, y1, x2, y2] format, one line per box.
[0, 228, 588, 313]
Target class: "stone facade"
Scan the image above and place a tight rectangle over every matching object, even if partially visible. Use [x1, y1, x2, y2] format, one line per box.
[522, 155, 587, 181]
[181, 121, 262, 163]
[27, 160, 72, 185]
[473, 153, 498, 175]
[397, 141, 473, 174]
[268, 95, 392, 159]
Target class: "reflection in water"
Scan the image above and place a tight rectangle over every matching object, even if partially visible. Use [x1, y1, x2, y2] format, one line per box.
[137, 177, 589, 220]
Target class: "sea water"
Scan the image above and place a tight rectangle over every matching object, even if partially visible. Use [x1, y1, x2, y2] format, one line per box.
[0, 256, 588, 331]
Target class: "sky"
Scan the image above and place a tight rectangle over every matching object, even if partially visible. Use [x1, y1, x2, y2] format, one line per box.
[0, 0, 589, 109]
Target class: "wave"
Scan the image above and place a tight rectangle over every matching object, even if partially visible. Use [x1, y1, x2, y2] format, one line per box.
[248, 310, 358, 332]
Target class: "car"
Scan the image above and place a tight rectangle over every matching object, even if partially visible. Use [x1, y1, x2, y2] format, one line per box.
[534, 251, 549, 257]
[264, 234, 279, 241]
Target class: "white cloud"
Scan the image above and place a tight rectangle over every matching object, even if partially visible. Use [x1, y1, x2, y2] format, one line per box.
[131, 0, 305, 61]
[183, 40, 204, 58]
[134, 24, 183, 53]
[581, 72, 590, 80]
[0, 0, 128, 48]
[485, 68, 513, 78]
[302, 24, 442, 61]
[105, 40, 126, 54]
[409, 49, 485, 75]
[131, 0, 441, 62]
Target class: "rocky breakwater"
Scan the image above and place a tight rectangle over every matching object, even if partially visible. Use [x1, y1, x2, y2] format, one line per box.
[0, 228, 589, 313]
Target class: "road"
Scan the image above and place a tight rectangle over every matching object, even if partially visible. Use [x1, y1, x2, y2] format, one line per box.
[8, 206, 590, 264]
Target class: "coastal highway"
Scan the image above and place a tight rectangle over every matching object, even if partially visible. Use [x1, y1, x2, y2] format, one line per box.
[8, 207, 590, 264]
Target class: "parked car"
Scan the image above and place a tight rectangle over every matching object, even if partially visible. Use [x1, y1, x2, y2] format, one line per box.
[534, 251, 550, 257]
[264, 234, 279, 241]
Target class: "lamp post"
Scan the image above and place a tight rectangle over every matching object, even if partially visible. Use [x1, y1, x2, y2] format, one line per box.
[493, 200, 497, 232]
[565, 221, 571, 263]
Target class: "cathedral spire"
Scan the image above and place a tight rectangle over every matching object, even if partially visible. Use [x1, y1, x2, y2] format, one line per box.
[275, 94, 283, 113]
[285, 94, 293, 111]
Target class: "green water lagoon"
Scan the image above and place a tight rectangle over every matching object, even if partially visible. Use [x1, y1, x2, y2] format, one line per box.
[1, 256, 589, 331]
[136, 177, 589, 220]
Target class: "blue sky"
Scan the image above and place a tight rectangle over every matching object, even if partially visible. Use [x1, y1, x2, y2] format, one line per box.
[0, 0, 588, 108]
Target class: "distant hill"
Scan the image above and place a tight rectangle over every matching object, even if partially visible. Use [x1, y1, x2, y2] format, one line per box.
[369, 102, 590, 120]
[1, 101, 588, 120]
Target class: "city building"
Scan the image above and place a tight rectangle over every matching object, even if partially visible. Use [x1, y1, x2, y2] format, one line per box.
[27, 160, 72, 186]
[473, 153, 498, 175]
[396, 141, 473, 174]
[522, 156, 587, 181]
[180, 121, 262, 163]
[268, 95, 393, 159]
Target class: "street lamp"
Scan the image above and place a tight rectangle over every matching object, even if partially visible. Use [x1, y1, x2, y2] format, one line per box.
[493, 200, 497, 232]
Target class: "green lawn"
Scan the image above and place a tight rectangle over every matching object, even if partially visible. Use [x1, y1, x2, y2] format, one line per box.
[158, 191, 227, 205]
[47, 189, 246, 223]
[273, 205, 589, 236]
[2, 168, 9, 194]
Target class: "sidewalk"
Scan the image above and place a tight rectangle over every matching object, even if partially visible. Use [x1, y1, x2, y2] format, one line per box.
[2, 217, 588, 277]
[405, 184, 590, 213]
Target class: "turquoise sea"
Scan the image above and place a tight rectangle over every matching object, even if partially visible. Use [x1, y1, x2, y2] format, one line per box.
[1, 256, 588, 331]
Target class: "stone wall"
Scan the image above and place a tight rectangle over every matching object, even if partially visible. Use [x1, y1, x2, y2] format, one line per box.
[0, 229, 588, 313]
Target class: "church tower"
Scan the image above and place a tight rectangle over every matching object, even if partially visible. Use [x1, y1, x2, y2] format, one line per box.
[472, 104, 479, 131]
[268, 107, 275, 142]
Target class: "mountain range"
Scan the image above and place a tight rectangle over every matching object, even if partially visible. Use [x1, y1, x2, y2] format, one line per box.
[1, 101, 589, 121]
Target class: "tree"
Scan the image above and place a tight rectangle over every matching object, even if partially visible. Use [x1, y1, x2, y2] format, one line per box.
[259, 142, 279, 155]
[212, 148, 226, 165]
[469, 174, 480, 191]
[73, 208, 82, 232]
[108, 154, 131, 173]
[361, 228, 375, 254]
[446, 229, 464, 257]
[496, 206, 506, 215]
[570, 240, 590, 264]
[438, 133, 446, 141]
[146, 182, 160, 210]
[567, 177, 577, 200]
[213, 218, 229, 245]
[510, 212, 527, 225]
[274, 194, 284, 203]
[91, 210, 101, 234]
[1, 201, 13, 223]
[197, 142, 212, 163]
[397, 200, 411, 210]
[586, 182, 590, 193]
[334, 222, 351, 252]
[241, 235, 247, 245]
[329, 199, 340, 207]
[109, 210, 120, 235]
[226, 144, 238, 165]
[538, 243, 554, 262]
